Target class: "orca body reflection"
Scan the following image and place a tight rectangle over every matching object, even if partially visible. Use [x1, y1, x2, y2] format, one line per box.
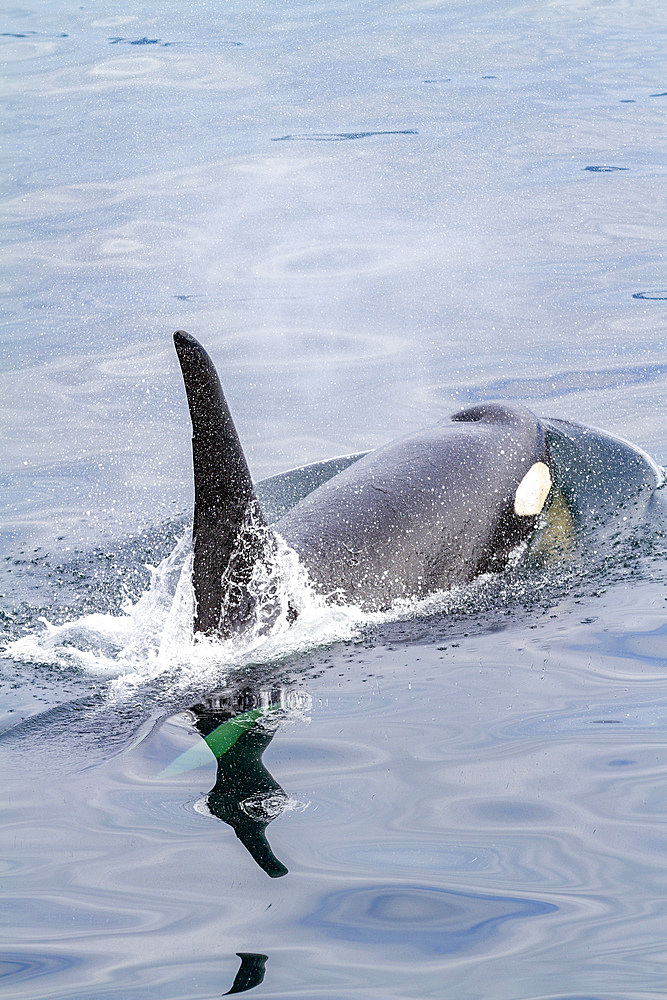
[188, 686, 303, 878]
[224, 952, 269, 995]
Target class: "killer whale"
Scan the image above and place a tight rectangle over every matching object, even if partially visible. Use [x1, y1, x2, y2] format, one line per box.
[173, 330, 555, 635]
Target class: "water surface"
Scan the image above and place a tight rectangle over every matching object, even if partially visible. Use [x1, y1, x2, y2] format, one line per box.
[1, 1, 666, 998]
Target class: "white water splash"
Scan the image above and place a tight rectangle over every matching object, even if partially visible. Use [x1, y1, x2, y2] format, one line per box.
[2, 531, 371, 698]
[2, 526, 523, 701]
[4, 533, 196, 690]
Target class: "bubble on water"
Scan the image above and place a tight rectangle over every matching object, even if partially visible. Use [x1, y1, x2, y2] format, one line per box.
[632, 290, 667, 301]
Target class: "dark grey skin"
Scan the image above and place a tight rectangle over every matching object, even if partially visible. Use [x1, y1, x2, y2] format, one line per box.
[173, 331, 551, 633]
[278, 404, 549, 609]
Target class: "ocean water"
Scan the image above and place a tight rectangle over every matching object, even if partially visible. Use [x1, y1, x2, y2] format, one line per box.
[1, 0, 666, 998]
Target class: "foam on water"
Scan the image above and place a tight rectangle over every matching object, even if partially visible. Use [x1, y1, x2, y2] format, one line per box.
[1, 522, 509, 702]
[2, 529, 376, 699]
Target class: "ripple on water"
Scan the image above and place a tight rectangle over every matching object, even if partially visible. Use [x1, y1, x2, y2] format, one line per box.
[271, 130, 418, 142]
[583, 165, 629, 172]
[0, 32, 68, 63]
[323, 841, 499, 876]
[254, 242, 412, 281]
[469, 800, 556, 823]
[106, 37, 175, 47]
[303, 884, 557, 955]
[213, 326, 406, 368]
[0, 951, 81, 986]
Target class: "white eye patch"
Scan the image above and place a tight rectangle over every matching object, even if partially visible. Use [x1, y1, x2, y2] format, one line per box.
[514, 461, 552, 516]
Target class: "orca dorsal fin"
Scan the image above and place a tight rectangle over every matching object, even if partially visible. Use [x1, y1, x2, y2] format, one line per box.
[173, 330, 266, 635]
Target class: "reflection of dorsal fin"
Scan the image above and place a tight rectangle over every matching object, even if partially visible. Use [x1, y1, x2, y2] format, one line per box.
[190, 701, 289, 878]
[173, 331, 266, 635]
[225, 953, 269, 994]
